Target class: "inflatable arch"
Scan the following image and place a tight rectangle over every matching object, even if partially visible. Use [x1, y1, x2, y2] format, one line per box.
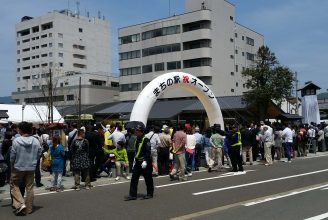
[129, 72, 224, 128]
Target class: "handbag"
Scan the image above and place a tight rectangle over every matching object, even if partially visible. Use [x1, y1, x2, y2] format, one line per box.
[185, 147, 194, 155]
[41, 150, 52, 171]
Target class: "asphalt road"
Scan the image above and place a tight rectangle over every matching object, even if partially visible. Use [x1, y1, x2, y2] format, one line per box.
[1, 154, 328, 220]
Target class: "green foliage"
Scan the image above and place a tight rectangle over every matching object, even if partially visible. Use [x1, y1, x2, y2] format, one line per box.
[241, 46, 295, 120]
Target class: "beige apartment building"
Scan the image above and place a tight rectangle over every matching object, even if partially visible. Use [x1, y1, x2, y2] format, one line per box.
[118, 0, 264, 101]
[13, 10, 119, 106]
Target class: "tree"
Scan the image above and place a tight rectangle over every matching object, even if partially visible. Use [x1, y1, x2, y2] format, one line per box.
[241, 46, 295, 121]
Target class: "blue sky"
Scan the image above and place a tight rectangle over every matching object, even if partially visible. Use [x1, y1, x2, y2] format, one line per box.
[1, 0, 327, 96]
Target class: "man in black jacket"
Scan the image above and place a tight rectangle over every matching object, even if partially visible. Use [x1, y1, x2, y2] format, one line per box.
[241, 124, 253, 165]
[125, 123, 154, 201]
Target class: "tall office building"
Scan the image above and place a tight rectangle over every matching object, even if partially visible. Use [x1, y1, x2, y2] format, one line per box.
[13, 10, 119, 106]
[118, 0, 264, 101]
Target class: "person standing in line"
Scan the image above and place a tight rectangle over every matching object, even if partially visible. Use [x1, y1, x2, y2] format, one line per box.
[240, 124, 254, 165]
[209, 128, 225, 172]
[125, 123, 154, 200]
[170, 124, 187, 181]
[108, 124, 126, 147]
[193, 126, 203, 171]
[10, 122, 42, 215]
[282, 124, 293, 163]
[261, 126, 273, 166]
[158, 125, 171, 175]
[70, 129, 92, 190]
[274, 127, 283, 160]
[226, 125, 244, 172]
[203, 128, 214, 170]
[50, 136, 65, 192]
[145, 126, 161, 177]
[185, 127, 196, 176]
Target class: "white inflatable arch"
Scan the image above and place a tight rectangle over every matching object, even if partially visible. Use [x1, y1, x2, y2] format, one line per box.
[130, 72, 224, 128]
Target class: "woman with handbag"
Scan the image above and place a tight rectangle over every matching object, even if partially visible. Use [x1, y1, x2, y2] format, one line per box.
[50, 136, 65, 192]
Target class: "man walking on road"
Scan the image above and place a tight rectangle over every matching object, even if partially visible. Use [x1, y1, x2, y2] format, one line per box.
[10, 122, 42, 215]
[125, 123, 154, 200]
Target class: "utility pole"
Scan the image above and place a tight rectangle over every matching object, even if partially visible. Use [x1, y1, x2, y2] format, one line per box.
[78, 77, 81, 128]
[295, 72, 299, 115]
[48, 68, 54, 123]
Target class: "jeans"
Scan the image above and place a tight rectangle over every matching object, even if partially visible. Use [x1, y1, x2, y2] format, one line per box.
[285, 142, 292, 161]
[51, 171, 63, 188]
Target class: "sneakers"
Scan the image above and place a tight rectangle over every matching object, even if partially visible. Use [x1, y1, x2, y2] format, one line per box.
[125, 176, 131, 180]
[85, 186, 91, 190]
[36, 183, 44, 187]
[187, 172, 192, 177]
[142, 194, 153, 200]
[208, 167, 212, 173]
[115, 176, 120, 181]
[15, 204, 26, 215]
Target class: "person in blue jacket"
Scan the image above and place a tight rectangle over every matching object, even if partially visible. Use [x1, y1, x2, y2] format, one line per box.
[50, 135, 65, 192]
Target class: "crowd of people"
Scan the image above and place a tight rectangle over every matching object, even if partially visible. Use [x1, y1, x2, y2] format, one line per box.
[1, 119, 328, 215]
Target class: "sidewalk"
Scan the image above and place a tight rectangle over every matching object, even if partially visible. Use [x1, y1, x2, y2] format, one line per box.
[1, 151, 328, 199]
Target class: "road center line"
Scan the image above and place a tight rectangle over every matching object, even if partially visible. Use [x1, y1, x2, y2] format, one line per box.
[243, 183, 328, 206]
[193, 168, 328, 196]
[304, 212, 328, 220]
[156, 170, 255, 188]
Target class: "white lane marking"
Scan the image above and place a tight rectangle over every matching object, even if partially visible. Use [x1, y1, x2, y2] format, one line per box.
[243, 183, 328, 206]
[193, 168, 328, 195]
[155, 170, 255, 188]
[304, 212, 328, 220]
[321, 187, 328, 190]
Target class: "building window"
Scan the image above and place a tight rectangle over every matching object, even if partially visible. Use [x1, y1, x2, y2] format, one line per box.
[17, 59, 20, 63]
[183, 58, 211, 68]
[41, 53, 47, 57]
[142, 43, 180, 57]
[246, 52, 255, 61]
[22, 48, 30, 52]
[142, 64, 153, 73]
[41, 34, 47, 38]
[22, 39, 30, 43]
[119, 33, 140, 44]
[59, 62, 63, 67]
[235, 33, 238, 38]
[236, 82, 238, 87]
[58, 33, 63, 38]
[167, 61, 181, 70]
[142, 25, 180, 40]
[183, 20, 211, 32]
[73, 44, 85, 50]
[48, 33, 52, 37]
[49, 43, 52, 47]
[58, 43, 63, 48]
[155, 63, 164, 72]
[120, 83, 141, 92]
[183, 39, 211, 50]
[230, 38, 234, 42]
[17, 50, 20, 54]
[235, 65, 238, 72]
[231, 89, 234, 92]
[242, 52, 245, 56]
[242, 36, 245, 40]
[79, 28, 83, 33]
[119, 50, 140, 60]
[246, 37, 254, 46]
[73, 54, 86, 59]
[32, 26, 39, 33]
[49, 52, 53, 57]
[73, 63, 86, 68]
[243, 84, 246, 88]
[58, 53, 64, 58]
[230, 16, 234, 21]
[67, 95, 74, 101]
[120, 66, 141, 76]
[230, 55, 234, 59]
[41, 22, 53, 30]
[230, 72, 234, 76]
[41, 44, 47, 48]
[17, 41, 20, 45]
[90, 79, 106, 86]
[235, 50, 238, 54]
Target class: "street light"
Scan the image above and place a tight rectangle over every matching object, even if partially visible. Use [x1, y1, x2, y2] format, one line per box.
[22, 101, 26, 122]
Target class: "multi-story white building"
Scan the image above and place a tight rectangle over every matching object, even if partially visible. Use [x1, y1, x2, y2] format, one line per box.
[118, 0, 264, 101]
[13, 10, 119, 106]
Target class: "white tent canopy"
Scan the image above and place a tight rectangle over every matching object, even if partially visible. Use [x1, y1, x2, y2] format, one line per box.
[0, 104, 64, 124]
